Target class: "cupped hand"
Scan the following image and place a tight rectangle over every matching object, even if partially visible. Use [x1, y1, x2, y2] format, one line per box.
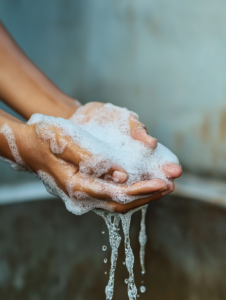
[70, 102, 182, 182]
[16, 120, 170, 214]
[18, 120, 129, 185]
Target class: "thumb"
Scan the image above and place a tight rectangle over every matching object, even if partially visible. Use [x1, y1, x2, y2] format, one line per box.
[129, 117, 157, 149]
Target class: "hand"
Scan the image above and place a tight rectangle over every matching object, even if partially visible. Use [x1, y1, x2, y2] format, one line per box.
[67, 102, 182, 213]
[70, 102, 182, 181]
[14, 119, 169, 214]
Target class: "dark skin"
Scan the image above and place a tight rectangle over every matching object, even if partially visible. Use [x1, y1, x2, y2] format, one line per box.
[0, 21, 182, 213]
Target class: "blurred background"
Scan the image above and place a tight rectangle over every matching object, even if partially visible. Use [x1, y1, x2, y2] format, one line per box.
[1, 0, 226, 299]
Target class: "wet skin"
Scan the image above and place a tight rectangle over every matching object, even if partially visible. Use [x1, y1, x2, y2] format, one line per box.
[0, 21, 182, 213]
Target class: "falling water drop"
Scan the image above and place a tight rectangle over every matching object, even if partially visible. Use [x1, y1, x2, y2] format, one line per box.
[102, 231, 105, 234]
[104, 258, 108, 263]
[140, 286, 146, 293]
[102, 245, 107, 251]
[125, 279, 128, 284]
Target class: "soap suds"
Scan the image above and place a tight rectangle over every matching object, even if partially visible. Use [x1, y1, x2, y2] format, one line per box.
[26, 103, 180, 215]
[70, 103, 179, 187]
[0, 104, 181, 299]
[37, 170, 115, 215]
[36, 128, 67, 155]
[0, 123, 29, 172]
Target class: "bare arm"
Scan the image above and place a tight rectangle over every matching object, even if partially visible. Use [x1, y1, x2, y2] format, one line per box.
[0, 21, 182, 213]
[0, 21, 79, 120]
[0, 109, 24, 161]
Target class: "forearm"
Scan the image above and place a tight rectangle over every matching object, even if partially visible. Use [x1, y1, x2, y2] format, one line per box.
[0, 21, 79, 120]
[0, 109, 25, 162]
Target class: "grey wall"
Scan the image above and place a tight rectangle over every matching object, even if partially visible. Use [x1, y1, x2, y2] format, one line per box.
[1, 0, 226, 184]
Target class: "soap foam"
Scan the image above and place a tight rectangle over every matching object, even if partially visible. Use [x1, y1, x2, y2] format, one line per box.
[26, 103, 180, 215]
[38, 170, 113, 215]
[0, 123, 29, 172]
[70, 103, 179, 187]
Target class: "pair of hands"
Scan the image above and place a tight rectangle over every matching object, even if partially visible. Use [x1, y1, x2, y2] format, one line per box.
[0, 22, 182, 213]
[17, 102, 182, 213]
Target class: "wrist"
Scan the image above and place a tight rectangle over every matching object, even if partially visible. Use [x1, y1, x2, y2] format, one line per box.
[0, 119, 29, 170]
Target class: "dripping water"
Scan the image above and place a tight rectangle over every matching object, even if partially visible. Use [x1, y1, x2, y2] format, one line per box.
[120, 211, 138, 300]
[139, 205, 148, 275]
[95, 205, 147, 300]
[95, 210, 121, 300]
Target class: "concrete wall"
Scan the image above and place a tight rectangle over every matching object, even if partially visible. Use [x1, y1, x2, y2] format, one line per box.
[1, 0, 226, 184]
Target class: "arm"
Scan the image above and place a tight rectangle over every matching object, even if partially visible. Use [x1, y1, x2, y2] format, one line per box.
[0, 109, 23, 161]
[0, 21, 182, 213]
[0, 21, 79, 120]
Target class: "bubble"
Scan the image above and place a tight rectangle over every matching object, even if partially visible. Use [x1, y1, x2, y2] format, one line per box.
[140, 286, 146, 293]
[124, 279, 128, 284]
[102, 245, 107, 251]
[104, 258, 108, 263]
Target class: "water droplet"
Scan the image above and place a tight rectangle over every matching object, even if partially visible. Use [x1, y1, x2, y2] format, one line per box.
[102, 231, 105, 234]
[140, 286, 146, 293]
[102, 245, 107, 251]
[105, 271, 107, 275]
[124, 279, 128, 284]
[137, 295, 140, 298]
[141, 270, 145, 274]
[123, 262, 125, 265]
[103, 258, 108, 263]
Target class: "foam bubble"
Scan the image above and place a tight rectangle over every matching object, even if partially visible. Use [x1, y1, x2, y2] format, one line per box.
[0, 123, 29, 172]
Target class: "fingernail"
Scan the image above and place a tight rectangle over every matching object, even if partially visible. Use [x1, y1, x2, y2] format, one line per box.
[112, 171, 128, 183]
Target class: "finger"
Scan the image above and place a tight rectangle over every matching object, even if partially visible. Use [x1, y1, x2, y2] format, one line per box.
[107, 192, 164, 214]
[129, 117, 157, 149]
[126, 179, 168, 196]
[163, 163, 182, 178]
[67, 172, 168, 202]
[56, 139, 92, 166]
[107, 165, 128, 183]
[69, 172, 114, 200]
[57, 137, 128, 183]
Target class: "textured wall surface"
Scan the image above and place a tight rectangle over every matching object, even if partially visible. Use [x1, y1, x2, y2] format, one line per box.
[0, 195, 226, 300]
[1, 0, 226, 184]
